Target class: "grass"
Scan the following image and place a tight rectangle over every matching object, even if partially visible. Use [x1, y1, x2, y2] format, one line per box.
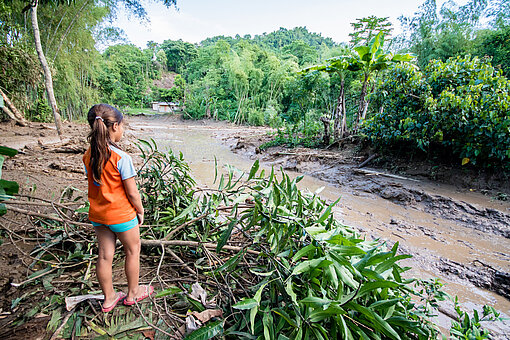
[123, 107, 157, 115]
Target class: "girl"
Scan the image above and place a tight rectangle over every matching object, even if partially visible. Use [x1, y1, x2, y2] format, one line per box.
[83, 104, 153, 312]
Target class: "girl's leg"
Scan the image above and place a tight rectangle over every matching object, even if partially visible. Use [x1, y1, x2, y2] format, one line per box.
[115, 225, 144, 302]
[94, 226, 119, 308]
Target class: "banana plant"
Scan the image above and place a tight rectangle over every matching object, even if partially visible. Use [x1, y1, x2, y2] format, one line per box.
[349, 32, 414, 131]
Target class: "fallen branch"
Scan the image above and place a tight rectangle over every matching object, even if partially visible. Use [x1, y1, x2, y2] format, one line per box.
[49, 307, 76, 340]
[11, 267, 57, 287]
[164, 204, 254, 240]
[167, 248, 195, 275]
[352, 168, 420, 182]
[139, 239, 260, 256]
[6, 206, 92, 227]
[0, 88, 28, 126]
[357, 153, 378, 168]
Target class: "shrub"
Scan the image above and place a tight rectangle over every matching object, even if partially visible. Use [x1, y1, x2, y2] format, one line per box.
[426, 56, 510, 167]
[247, 108, 265, 126]
[29, 96, 53, 123]
[363, 63, 433, 151]
[362, 56, 510, 168]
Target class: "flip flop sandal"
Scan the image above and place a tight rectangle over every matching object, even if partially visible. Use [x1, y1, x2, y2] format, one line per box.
[123, 285, 154, 306]
[102, 292, 126, 313]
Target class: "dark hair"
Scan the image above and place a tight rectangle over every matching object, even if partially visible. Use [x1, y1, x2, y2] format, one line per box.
[87, 104, 123, 184]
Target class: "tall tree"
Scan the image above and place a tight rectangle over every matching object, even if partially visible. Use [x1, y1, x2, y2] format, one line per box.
[27, 0, 63, 136]
[23, 0, 178, 136]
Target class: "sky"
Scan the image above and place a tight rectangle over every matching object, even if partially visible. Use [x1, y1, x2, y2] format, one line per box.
[112, 0, 455, 47]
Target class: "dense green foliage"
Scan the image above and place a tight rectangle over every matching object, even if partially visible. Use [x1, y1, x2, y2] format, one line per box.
[136, 146, 441, 338]
[475, 26, 510, 77]
[0, 0, 508, 168]
[363, 56, 510, 168]
[160, 39, 198, 73]
[398, 0, 510, 70]
[98, 44, 159, 107]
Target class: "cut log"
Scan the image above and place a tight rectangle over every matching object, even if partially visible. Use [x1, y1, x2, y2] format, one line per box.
[0, 89, 28, 126]
[357, 153, 378, 168]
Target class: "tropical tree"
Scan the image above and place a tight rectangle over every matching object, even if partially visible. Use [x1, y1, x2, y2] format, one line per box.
[349, 16, 393, 47]
[25, 0, 65, 136]
[19, 0, 177, 136]
[160, 39, 198, 73]
[348, 32, 414, 131]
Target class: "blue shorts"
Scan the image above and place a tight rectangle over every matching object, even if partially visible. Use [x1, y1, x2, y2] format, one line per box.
[91, 216, 138, 233]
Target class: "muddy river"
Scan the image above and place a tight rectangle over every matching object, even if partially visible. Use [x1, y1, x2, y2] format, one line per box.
[128, 115, 510, 336]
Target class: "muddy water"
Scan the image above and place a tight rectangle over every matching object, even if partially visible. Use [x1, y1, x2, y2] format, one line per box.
[129, 115, 510, 334]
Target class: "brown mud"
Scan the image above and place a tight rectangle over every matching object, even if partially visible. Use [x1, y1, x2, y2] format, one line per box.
[0, 114, 509, 338]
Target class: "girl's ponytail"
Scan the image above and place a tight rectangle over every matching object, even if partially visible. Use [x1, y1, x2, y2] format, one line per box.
[86, 104, 123, 184]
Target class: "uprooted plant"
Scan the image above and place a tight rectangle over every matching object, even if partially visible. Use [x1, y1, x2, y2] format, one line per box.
[0, 140, 505, 339]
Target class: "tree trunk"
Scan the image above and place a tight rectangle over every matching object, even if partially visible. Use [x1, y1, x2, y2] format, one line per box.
[320, 116, 330, 145]
[30, 1, 63, 138]
[333, 78, 345, 141]
[0, 88, 28, 126]
[355, 73, 369, 132]
[361, 82, 376, 121]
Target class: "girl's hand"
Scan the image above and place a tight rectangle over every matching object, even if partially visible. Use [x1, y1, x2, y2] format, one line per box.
[137, 213, 144, 226]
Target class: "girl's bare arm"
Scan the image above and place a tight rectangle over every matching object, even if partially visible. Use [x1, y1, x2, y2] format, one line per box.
[123, 177, 144, 222]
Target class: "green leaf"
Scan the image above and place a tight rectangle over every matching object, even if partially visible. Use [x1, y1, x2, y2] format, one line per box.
[272, 308, 298, 328]
[154, 286, 182, 298]
[46, 308, 62, 332]
[0, 179, 19, 195]
[0, 146, 18, 157]
[166, 199, 197, 223]
[233, 298, 258, 310]
[248, 268, 274, 277]
[375, 255, 413, 274]
[329, 245, 366, 256]
[373, 311, 401, 339]
[358, 281, 400, 297]
[248, 160, 259, 180]
[0, 203, 6, 216]
[217, 219, 237, 253]
[316, 197, 340, 224]
[183, 320, 223, 340]
[273, 183, 281, 207]
[285, 279, 298, 305]
[291, 257, 331, 276]
[308, 305, 345, 322]
[254, 281, 269, 304]
[262, 308, 274, 340]
[300, 296, 332, 308]
[216, 250, 246, 273]
[291, 244, 317, 262]
[250, 306, 258, 334]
